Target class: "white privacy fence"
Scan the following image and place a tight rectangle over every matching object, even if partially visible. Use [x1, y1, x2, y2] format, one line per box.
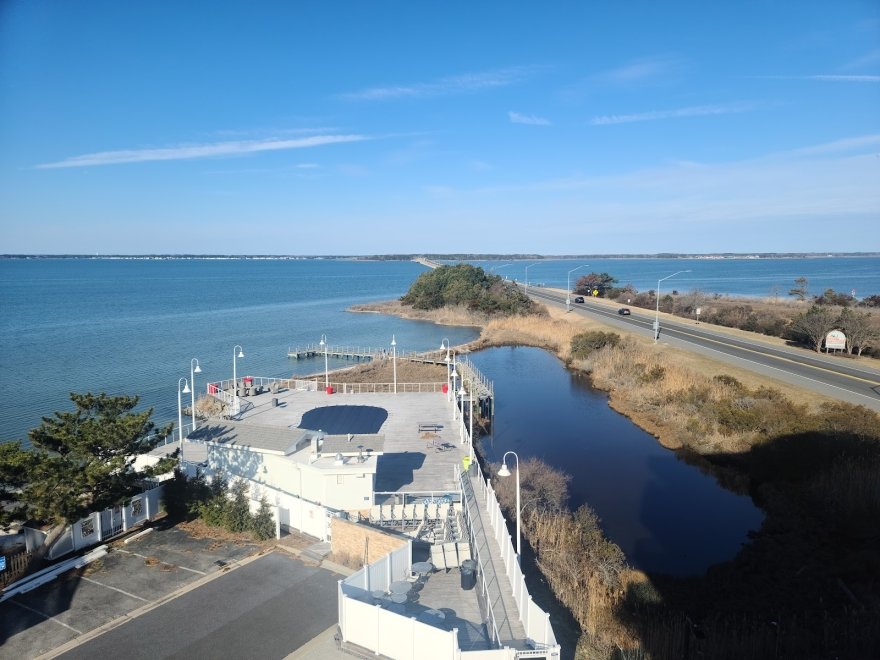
[31, 484, 164, 560]
[468, 459, 559, 653]
[338, 544, 519, 660]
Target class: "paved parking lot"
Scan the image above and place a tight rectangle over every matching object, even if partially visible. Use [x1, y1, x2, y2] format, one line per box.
[0, 526, 260, 659]
[55, 551, 340, 660]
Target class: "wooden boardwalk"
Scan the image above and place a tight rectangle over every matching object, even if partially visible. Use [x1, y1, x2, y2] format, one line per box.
[461, 469, 529, 650]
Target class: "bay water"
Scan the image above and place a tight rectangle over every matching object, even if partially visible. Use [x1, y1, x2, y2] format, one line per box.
[4, 255, 866, 574]
[468, 256, 880, 299]
[473, 346, 763, 576]
[0, 258, 477, 445]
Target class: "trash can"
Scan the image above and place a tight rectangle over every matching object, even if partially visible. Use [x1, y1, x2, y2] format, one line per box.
[326, 386, 334, 395]
[460, 559, 477, 590]
[272, 397, 279, 407]
[441, 383, 449, 394]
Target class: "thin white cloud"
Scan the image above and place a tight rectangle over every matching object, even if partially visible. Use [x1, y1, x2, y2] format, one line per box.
[341, 67, 529, 101]
[594, 56, 683, 84]
[844, 48, 880, 70]
[508, 111, 551, 126]
[808, 74, 880, 82]
[591, 103, 753, 126]
[750, 74, 880, 83]
[793, 134, 880, 156]
[36, 135, 369, 169]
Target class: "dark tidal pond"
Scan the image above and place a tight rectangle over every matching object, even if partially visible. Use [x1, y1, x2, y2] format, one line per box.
[471, 346, 764, 576]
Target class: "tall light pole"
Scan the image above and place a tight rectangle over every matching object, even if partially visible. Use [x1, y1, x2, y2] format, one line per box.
[566, 264, 589, 311]
[391, 334, 397, 394]
[654, 270, 691, 342]
[177, 377, 191, 466]
[440, 338, 451, 400]
[497, 451, 521, 559]
[450, 366, 459, 421]
[319, 334, 328, 389]
[458, 379, 474, 461]
[232, 345, 244, 415]
[190, 358, 201, 433]
[525, 262, 538, 291]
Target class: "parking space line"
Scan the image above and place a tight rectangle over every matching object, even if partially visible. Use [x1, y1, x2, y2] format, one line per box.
[7, 598, 83, 634]
[115, 548, 207, 575]
[79, 576, 147, 602]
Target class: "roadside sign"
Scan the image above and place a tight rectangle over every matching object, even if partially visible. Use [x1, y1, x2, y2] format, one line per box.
[825, 330, 846, 351]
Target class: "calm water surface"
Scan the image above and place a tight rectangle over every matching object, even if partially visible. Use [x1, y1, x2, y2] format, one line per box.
[3, 258, 766, 576]
[472, 346, 764, 576]
[468, 256, 880, 298]
[0, 259, 478, 444]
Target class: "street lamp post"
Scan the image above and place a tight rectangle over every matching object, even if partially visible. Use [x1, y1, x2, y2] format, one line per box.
[458, 379, 474, 461]
[319, 334, 328, 389]
[525, 262, 537, 291]
[232, 345, 244, 415]
[177, 377, 191, 466]
[497, 451, 521, 559]
[440, 338, 451, 400]
[450, 366, 459, 421]
[391, 334, 397, 394]
[654, 270, 691, 341]
[566, 264, 589, 311]
[190, 358, 201, 433]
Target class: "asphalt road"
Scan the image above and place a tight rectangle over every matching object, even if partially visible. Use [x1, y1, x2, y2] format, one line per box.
[525, 286, 880, 412]
[56, 552, 340, 660]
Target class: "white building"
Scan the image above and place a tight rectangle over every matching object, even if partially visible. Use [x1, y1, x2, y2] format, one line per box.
[194, 420, 384, 514]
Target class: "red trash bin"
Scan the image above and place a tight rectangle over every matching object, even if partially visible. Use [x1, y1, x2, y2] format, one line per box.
[441, 384, 449, 394]
[326, 386, 334, 394]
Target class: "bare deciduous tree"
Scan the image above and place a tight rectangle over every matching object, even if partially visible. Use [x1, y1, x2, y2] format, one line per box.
[792, 306, 838, 352]
[837, 308, 880, 356]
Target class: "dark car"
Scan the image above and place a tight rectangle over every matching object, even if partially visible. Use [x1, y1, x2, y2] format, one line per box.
[574, 296, 585, 303]
[618, 307, 631, 315]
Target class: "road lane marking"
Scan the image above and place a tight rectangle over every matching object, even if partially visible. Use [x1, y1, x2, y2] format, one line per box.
[115, 548, 206, 575]
[79, 576, 147, 602]
[7, 598, 83, 634]
[531, 288, 880, 390]
[669, 326, 880, 387]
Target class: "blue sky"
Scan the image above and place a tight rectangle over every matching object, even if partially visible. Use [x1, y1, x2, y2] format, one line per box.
[1, 1, 878, 255]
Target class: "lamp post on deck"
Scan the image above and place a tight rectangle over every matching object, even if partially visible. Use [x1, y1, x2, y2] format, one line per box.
[458, 379, 474, 462]
[232, 345, 244, 415]
[450, 366, 459, 421]
[319, 334, 328, 389]
[177, 377, 191, 466]
[567, 265, 588, 311]
[190, 358, 201, 433]
[497, 451, 521, 559]
[654, 270, 690, 342]
[391, 334, 397, 394]
[440, 338, 451, 400]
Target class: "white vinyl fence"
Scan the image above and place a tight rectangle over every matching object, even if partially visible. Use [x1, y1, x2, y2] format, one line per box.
[26, 484, 165, 561]
[471, 459, 559, 653]
[338, 543, 515, 660]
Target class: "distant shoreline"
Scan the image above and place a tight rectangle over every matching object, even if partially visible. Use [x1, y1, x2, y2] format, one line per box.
[2, 253, 879, 261]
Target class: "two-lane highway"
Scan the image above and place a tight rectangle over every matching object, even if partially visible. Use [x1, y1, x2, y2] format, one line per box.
[524, 286, 880, 412]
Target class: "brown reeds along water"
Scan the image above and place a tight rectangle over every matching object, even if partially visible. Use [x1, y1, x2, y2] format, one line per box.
[472, 345, 764, 576]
